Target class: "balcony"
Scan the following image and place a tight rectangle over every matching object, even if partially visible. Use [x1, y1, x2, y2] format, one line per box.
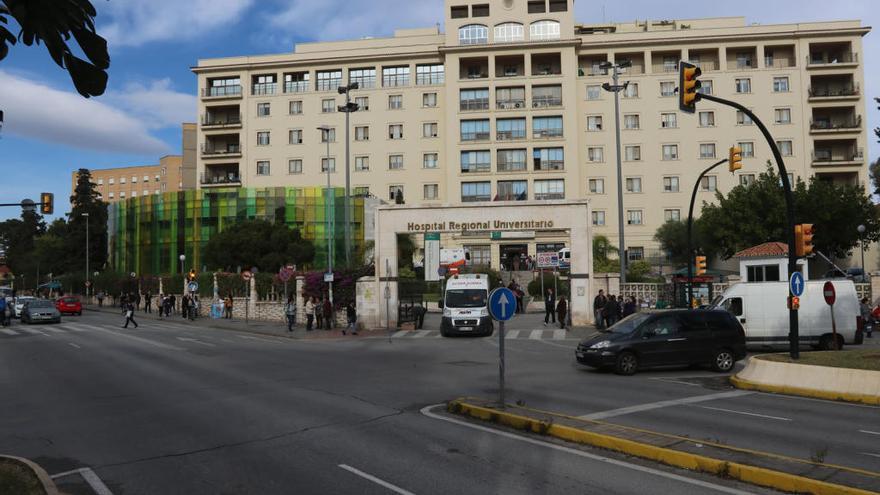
[532, 96, 562, 108]
[533, 129, 563, 139]
[460, 99, 490, 112]
[201, 85, 242, 99]
[651, 50, 681, 74]
[284, 81, 310, 93]
[460, 57, 489, 80]
[497, 161, 527, 173]
[808, 84, 860, 101]
[201, 143, 241, 159]
[496, 99, 526, 110]
[496, 130, 526, 141]
[807, 52, 858, 68]
[812, 147, 864, 166]
[461, 163, 491, 174]
[496, 55, 525, 78]
[764, 57, 795, 69]
[252, 83, 277, 96]
[810, 115, 862, 134]
[201, 113, 242, 130]
[200, 169, 241, 188]
[461, 131, 491, 142]
[531, 53, 562, 77]
[535, 160, 564, 171]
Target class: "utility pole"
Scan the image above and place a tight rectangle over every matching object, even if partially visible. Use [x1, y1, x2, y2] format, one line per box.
[317, 125, 334, 306]
[82, 212, 90, 298]
[337, 83, 360, 268]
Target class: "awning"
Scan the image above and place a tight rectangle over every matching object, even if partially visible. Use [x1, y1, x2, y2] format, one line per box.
[38, 281, 62, 290]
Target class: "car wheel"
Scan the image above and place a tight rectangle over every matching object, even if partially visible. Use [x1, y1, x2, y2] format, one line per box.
[614, 351, 638, 376]
[440, 328, 449, 338]
[819, 334, 838, 351]
[712, 349, 735, 372]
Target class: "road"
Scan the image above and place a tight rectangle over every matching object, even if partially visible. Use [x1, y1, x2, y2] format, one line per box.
[0, 310, 876, 494]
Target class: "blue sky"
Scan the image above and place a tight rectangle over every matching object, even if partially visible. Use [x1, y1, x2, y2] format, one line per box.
[0, 0, 877, 221]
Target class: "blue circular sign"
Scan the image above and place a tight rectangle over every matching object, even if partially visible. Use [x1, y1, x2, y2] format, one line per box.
[489, 288, 517, 322]
[789, 272, 805, 297]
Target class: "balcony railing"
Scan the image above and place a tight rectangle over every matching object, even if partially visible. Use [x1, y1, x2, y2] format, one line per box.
[461, 131, 491, 141]
[462, 195, 492, 202]
[460, 99, 489, 111]
[727, 59, 757, 70]
[349, 77, 376, 89]
[416, 73, 444, 86]
[808, 84, 860, 98]
[496, 99, 525, 110]
[252, 83, 277, 95]
[284, 81, 309, 93]
[316, 79, 342, 91]
[496, 130, 526, 140]
[201, 85, 242, 98]
[688, 60, 718, 72]
[535, 160, 564, 171]
[764, 57, 794, 68]
[533, 129, 563, 139]
[808, 52, 858, 66]
[810, 115, 862, 131]
[812, 148, 864, 163]
[497, 162, 527, 172]
[620, 64, 645, 74]
[652, 63, 679, 73]
[461, 164, 491, 174]
[532, 96, 562, 108]
[201, 143, 241, 155]
[382, 75, 410, 87]
[535, 192, 565, 200]
[201, 113, 242, 127]
[200, 173, 241, 185]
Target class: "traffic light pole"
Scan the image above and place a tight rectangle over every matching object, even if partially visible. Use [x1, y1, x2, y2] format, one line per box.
[698, 93, 799, 359]
[687, 158, 728, 309]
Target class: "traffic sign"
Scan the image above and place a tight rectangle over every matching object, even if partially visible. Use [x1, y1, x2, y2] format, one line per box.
[188, 281, 199, 293]
[279, 266, 294, 282]
[324, 272, 334, 283]
[823, 281, 836, 306]
[489, 287, 516, 322]
[789, 272, 805, 297]
[241, 270, 252, 281]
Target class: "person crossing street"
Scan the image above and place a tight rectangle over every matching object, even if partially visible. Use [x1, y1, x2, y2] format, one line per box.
[122, 301, 138, 328]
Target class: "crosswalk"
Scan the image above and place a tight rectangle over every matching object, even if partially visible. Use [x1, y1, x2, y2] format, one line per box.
[388, 329, 577, 340]
[0, 321, 176, 337]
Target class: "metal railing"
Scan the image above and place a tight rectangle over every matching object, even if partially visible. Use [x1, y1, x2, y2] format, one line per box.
[284, 81, 309, 93]
[727, 59, 757, 70]
[808, 84, 860, 98]
[382, 75, 410, 87]
[462, 194, 492, 202]
[535, 160, 564, 171]
[812, 148, 864, 162]
[808, 52, 858, 65]
[688, 60, 717, 71]
[416, 73, 444, 85]
[200, 173, 241, 185]
[810, 115, 862, 130]
[533, 129, 563, 139]
[201, 113, 242, 126]
[764, 57, 794, 68]
[316, 79, 342, 91]
[496, 99, 525, 110]
[460, 131, 491, 141]
[252, 83, 277, 95]
[459, 99, 490, 111]
[201, 85, 242, 97]
[460, 164, 491, 173]
[496, 130, 526, 140]
[652, 63, 679, 73]
[621, 63, 645, 74]
[497, 162, 527, 172]
[201, 143, 241, 155]
[535, 192, 565, 200]
[532, 96, 562, 108]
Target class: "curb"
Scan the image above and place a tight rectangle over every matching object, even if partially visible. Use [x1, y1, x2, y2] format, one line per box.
[447, 399, 879, 495]
[0, 455, 62, 495]
[730, 375, 880, 406]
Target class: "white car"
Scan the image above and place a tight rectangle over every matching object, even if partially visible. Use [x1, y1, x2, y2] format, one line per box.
[13, 296, 35, 318]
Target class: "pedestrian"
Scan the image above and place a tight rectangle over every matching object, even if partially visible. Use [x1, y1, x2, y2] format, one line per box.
[623, 296, 637, 317]
[543, 288, 556, 325]
[164, 295, 172, 317]
[870, 303, 880, 339]
[556, 296, 568, 330]
[224, 294, 233, 319]
[135, 293, 141, 312]
[315, 297, 324, 329]
[322, 296, 333, 330]
[516, 286, 525, 314]
[0, 296, 7, 327]
[96, 291, 105, 308]
[860, 297, 872, 338]
[181, 294, 189, 320]
[170, 294, 176, 315]
[144, 292, 152, 313]
[305, 296, 316, 331]
[190, 295, 199, 320]
[285, 295, 297, 332]
[593, 289, 607, 329]
[604, 295, 619, 328]
[344, 301, 357, 335]
[122, 301, 138, 328]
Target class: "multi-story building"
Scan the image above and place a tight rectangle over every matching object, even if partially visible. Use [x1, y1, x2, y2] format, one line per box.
[193, 1, 870, 267]
[74, 123, 198, 203]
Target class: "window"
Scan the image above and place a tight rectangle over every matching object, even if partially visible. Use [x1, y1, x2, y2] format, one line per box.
[320, 128, 336, 142]
[587, 147, 604, 163]
[355, 156, 369, 171]
[461, 119, 491, 141]
[626, 177, 642, 193]
[625, 145, 641, 161]
[461, 182, 491, 202]
[664, 209, 681, 222]
[355, 126, 369, 141]
[776, 140, 793, 157]
[388, 154, 403, 170]
[416, 64, 444, 85]
[257, 102, 270, 116]
[422, 92, 438, 107]
[774, 108, 791, 124]
[450, 5, 468, 18]
[663, 176, 680, 192]
[459, 24, 488, 45]
[773, 76, 790, 93]
[423, 122, 438, 138]
[252, 74, 277, 95]
[533, 116, 563, 138]
[289, 129, 303, 144]
[738, 141, 755, 158]
[109, 178, 115, 185]
[628, 247, 645, 262]
[533, 147, 564, 171]
[388, 94, 403, 109]
[497, 149, 527, 172]
[382, 66, 410, 87]
[740, 174, 756, 186]
[389, 185, 404, 202]
[354, 186, 369, 196]
[316, 70, 342, 91]
[662, 144, 678, 161]
[587, 115, 603, 131]
[424, 184, 439, 200]
[461, 150, 491, 173]
[549, 0, 567, 12]
[624, 114, 640, 130]
[389, 124, 403, 139]
[735, 78, 751, 93]
[747, 264, 781, 282]
[700, 175, 717, 192]
[355, 96, 369, 111]
[108, 192, 115, 199]
[592, 211, 605, 226]
[532, 85, 561, 107]
[528, 0, 546, 13]
[530, 20, 560, 41]
[466, 245, 491, 266]
[321, 99, 335, 113]
[131, 176, 138, 183]
[586, 85, 602, 100]
[700, 143, 716, 159]
[736, 111, 753, 125]
[120, 177, 125, 184]
[534, 179, 565, 200]
[497, 180, 528, 201]
[97, 179, 104, 185]
[496, 118, 526, 140]
[155, 175, 160, 182]
[256, 161, 270, 175]
[660, 113, 677, 129]
[660, 81, 676, 97]
[322, 157, 336, 172]
[349, 68, 376, 89]
[624, 82, 639, 98]
[496, 86, 525, 109]
[588, 178, 605, 194]
[288, 159, 302, 174]
[119, 192, 125, 198]
[423, 153, 438, 169]
[283, 72, 309, 93]
[472, 3, 489, 17]
[460, 88, 489, 111]
[207, 77, 241, 97]
[698, 80, 713, 95]
[257, 131, 270, 146]
[494, 22, 524, 42]
[627, 210, 643, 225]
[699, 111, 715, 127]
[289, 100, 303, 114]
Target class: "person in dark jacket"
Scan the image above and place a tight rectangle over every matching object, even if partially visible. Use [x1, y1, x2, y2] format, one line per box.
[543, 288, 556, 325]
[604, 295, 619, 328]
[344, 302, 358, 335]
[593, 290, 607, 329]
[556, 296, 568, 329]
[322, 296, 333, 330]
[622, 296, 637, 317]
[122, 302, 138, 328]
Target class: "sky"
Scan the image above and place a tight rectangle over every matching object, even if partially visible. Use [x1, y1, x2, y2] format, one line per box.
[0, 0, 877, 222]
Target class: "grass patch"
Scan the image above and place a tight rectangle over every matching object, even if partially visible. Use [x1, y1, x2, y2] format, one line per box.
[759, 349, 880, 371]
[0, 458, 46, 495]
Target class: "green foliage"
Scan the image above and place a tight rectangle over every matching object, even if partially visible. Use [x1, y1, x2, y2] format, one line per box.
[202, 219, 315, 273]
[397, 234, 416, 270]
[216, 273, 249, 298]
[527, 273, 570, 298]
[0, 209, 46, 282]
[66, 168, 109, 275]
[653, 220, 712, 264]
[626, 260, 660, 283]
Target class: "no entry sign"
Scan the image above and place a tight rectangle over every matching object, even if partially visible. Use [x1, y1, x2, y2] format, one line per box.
[823, 281, 836, 306]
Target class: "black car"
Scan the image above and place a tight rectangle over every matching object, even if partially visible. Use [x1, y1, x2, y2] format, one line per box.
[576, 310, 746, 375]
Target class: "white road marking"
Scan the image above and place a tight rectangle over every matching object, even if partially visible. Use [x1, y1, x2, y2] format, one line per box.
[649, 378, 702, 387]
[392, 330, 409, 338]
[63, 323, 92, 332]
[51, 467, 114, 495]
[68, 343, 82, 349]
[338, 464, 416, 495]
[861, 452, 880, 459]
[90, 326, 186, 351]
[694, 405, 791, 422]
[578, 390, 754, 420]
[44, 327, 65, 333]
[553, 329, 566, 340]
[421, 405, 755, 495]
[0, 328, 17, 336]
[176, 337, 216, 347]
[236, 334, 284, 344]
[859, 430, 880, 436]
[529, 330, 543, 340]
[505, 330, 520, 339]
[412, 330, 431, 338]
[21, 327, 46, 335]
[761, 391, 880, 410]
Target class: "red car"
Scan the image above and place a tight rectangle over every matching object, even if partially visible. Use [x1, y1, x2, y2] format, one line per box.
[56, 296, 82, 316]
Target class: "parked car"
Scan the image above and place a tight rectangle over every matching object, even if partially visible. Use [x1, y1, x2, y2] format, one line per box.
[21, 299, 61, 324]
[56, 296, 83, 316]
[575, 310, 747, 375]
[13, 296, 35, 318]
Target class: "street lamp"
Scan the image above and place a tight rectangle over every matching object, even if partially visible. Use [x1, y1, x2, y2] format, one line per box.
[858, 224, 866, 280]
[317, 125, 334, 305]
[81, 212, 90, 297]
[179, 254, 186, 276]
[338, 82, 360, 268]
[601, 59, 632, 284]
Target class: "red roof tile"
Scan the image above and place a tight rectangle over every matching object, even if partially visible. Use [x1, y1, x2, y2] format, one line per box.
[733, 242, 788, 258]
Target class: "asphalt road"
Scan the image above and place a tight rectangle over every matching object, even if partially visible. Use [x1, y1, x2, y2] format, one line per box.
[0, 310, 875, 494]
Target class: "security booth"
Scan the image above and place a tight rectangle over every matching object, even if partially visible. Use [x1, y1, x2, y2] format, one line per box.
[672, 273, 716, 308]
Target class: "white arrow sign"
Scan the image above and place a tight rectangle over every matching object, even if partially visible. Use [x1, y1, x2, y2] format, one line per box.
[498, 292, 510, 319]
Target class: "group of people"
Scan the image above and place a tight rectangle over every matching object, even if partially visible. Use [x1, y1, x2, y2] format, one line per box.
[593, 290, 639, 330]
[543, 288, 569, 329]
[501, 253, 537, 272]
[299, 295, 357, 334]
[506, 280, 527, 314]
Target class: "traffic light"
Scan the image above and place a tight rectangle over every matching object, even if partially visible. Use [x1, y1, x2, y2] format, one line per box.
[801, 224, 815, 257]
[729, 147, 743, 173]
[678, 61, 702, 113]
[40, 192, 54, 215]
[789, 296, 800, 310]
[188, 269, 197, 281]
[695, 255, 707, 276]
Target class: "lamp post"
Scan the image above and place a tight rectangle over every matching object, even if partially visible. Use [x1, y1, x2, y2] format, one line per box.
[858, 224, 866, 280]
[600, 60, 632, 284]
[337, 82, 360, 268]
[317, 125, 334, 306]
[82, 212, 90, 298]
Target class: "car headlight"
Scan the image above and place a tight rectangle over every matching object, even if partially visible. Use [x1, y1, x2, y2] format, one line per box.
[590, 340, 612, 349]
[479, 308, 489, 317]
[443, 308, 452, 317]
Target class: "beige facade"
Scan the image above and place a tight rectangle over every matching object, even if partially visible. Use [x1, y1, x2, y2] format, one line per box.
[193, 1, 870, 265]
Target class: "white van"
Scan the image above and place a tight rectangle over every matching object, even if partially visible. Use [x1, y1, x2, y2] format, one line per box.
[712, 280, 862, 350]
[440, 274, 493, 337]
[558, 248, 571, 269]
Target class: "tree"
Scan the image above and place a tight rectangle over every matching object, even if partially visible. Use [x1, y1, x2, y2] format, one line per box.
[202, 220, 315, 273]
[66, 168, 108, 275]
[0, 209, 45, 280]
[0, 0, 110, 97]
[592, 235, 619, 273]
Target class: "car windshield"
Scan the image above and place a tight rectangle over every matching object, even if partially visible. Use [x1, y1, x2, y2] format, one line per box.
[63, 298, 78, 303]
[608, 313, 652, 334]
[29, 300, 54, 308]
[445, 289, 487, 308]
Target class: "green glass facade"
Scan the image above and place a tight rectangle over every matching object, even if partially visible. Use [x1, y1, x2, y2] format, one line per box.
[108, 187, 368, 275]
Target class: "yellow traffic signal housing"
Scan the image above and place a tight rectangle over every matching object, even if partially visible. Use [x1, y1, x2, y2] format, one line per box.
[794, 224, 804, 256]
[801, 224, 814, 257]
[188, 269, 197, 281]
[678, 61, 702, 113]
[729, 147, 743, 173]
[40, 192, 54, 215]
[695, 255, 707, 276]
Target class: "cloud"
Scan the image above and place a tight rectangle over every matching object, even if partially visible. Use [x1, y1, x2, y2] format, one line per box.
[106, 78, 197, 130]
[100, 0, 254, 47]
[0, 70, 170, 155]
